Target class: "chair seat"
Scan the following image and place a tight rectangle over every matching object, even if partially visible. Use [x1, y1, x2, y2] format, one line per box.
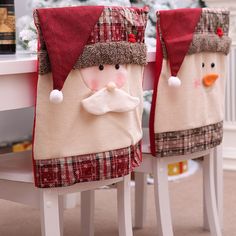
[0, 151, 33, 183]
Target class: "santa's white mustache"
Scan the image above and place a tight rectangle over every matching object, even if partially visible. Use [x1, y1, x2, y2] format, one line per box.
[81, 82, 140, 115]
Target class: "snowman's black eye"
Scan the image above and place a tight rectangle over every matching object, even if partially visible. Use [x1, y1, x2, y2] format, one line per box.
[115, 64, 120, 70]
[99, 64, 104, 71]
[211, 63, 215, 68]
[202, 62, 205, 68]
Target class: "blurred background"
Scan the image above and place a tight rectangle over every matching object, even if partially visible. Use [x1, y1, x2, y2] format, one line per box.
[15, 0, 207, 52]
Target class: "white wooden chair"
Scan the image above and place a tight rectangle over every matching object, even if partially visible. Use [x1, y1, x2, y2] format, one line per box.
[134, 128, 223, 236]
[0, 54, 133, 236]
[133, 7, 228, 235]
[0, 150, 132, 236]
[134, 52, 224, 236]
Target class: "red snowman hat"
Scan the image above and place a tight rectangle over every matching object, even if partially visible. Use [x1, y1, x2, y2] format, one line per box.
[157, 8, 202, 87]
[35, 6, 104, 103]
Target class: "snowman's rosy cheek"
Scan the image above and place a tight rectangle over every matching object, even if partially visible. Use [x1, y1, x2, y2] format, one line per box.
[194, 78, 201, 88]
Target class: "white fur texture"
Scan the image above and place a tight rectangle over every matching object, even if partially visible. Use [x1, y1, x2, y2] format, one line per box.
[168, 76, 181, 87]
[49, 89, 63, 104]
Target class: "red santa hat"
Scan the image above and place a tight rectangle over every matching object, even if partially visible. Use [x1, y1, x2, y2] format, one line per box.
[34, 6, 148, 103]
[35, 6, 104, 103]
[157, 8, 202, 87]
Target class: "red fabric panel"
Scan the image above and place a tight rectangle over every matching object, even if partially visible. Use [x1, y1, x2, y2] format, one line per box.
[149, 19, 164, 156]
[37, 6, 104, 90]
[159, 8, 202, 76]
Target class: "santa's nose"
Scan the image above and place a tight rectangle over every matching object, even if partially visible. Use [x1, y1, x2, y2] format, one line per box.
[106, 82, 117, 92]
[202, 73, 219, 87]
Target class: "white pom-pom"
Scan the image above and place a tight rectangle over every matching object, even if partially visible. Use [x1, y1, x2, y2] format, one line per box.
[168, 76, 181, 87]
[49, 89, 63, 104]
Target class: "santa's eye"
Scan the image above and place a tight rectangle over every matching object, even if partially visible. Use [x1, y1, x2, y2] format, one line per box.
[99, 64, 104, 71]
[115, 64, 120, 70]
[211, 63, 215, 68]
[202, 62, 205, 68]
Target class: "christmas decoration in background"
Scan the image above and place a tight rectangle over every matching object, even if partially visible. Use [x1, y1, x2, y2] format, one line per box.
[17, 0, 206, 52]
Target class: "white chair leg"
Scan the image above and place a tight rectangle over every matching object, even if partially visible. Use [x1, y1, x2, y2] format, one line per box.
[214, 145, 223, 229]
[134, 172, 147, 229]
[58, 195, 64, 236]
[153, 158, 174, 236]
[204, 146, 223, 231]
[203, 188, 210, 230]
[117, 174, 133, 236]
[80, 190, 95, 236]
[40, 189, 62, 236]
[203, 153, 222, 236]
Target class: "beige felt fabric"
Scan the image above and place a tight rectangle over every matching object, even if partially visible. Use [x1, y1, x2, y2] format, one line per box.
[34, 65, 144, 160]
[154, 52, 226, 133]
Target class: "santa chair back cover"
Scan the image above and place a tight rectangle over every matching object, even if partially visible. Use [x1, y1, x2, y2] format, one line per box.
[33, 6, 148, 188]
[150, 8, 231, 157]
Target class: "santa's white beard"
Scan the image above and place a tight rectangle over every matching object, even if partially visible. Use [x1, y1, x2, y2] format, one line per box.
[81, 86, 140, 115]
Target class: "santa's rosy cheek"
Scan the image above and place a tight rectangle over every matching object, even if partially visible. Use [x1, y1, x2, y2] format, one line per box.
[115, 74, 126, 88]
[90, 79, 100, 91]
[84, 78, 99, 91]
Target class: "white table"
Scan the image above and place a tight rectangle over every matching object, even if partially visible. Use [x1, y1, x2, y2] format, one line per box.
[0, 52, 37, 111]
[0, 52, 39, 202]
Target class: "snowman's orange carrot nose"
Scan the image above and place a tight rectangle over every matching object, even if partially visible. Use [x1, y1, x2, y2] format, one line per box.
[202, 73, 219, 87]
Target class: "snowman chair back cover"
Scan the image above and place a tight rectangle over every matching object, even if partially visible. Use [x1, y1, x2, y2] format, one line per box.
[150, 8, 231, 157]
[33, 6, 148, 188]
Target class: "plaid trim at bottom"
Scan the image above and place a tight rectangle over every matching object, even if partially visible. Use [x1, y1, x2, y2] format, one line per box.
[155, 121, 223, 158]
[34, 142, 141, 188]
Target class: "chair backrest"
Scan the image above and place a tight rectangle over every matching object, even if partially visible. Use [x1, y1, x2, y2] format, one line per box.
[33, 6, 148, 188]
[149, 8, 231, 157]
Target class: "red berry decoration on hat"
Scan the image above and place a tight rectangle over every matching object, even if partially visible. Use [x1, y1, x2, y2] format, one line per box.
[143, 5, 149, 12]
[216, 27, 224, 37]
[128, 33, 137, 43]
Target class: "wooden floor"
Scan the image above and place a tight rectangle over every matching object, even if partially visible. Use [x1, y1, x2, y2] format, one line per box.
[0, 169, 235, 236]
